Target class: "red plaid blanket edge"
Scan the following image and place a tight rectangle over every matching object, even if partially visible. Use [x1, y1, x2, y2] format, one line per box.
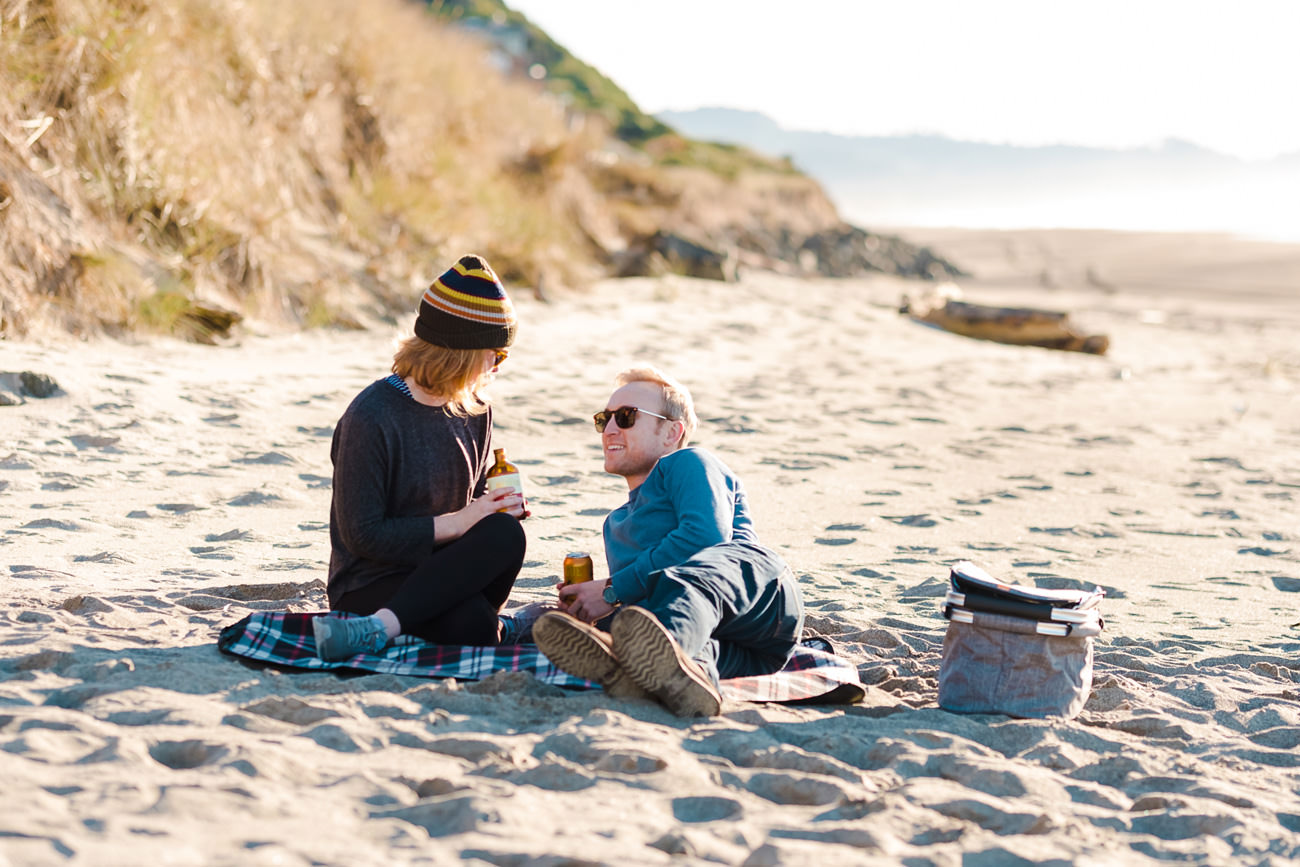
[217, 611, 865, 705]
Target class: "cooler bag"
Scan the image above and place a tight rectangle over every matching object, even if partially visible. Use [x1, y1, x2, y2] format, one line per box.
[937, 560, 1104, 719]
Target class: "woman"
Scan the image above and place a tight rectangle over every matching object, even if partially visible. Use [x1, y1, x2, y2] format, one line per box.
[312, 254, 528, 660]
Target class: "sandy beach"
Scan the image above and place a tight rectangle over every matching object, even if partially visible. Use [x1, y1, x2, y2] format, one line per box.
[2, 229, 1299, 865]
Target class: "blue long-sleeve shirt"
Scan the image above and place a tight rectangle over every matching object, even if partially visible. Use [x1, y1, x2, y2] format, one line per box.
[604, 447, 757, 603]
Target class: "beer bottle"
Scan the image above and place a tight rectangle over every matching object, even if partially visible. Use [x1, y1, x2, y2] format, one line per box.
[485, 447, 523, 509]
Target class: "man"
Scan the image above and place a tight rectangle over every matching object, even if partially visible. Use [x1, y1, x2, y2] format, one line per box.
[533, 367, 804, 717]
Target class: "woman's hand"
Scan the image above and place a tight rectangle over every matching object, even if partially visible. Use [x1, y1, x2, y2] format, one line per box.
[435, 488, 527, 542]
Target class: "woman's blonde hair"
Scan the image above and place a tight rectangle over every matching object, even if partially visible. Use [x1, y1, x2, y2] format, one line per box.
[614, 366, 698, 448]
[391, 337, 493, 416]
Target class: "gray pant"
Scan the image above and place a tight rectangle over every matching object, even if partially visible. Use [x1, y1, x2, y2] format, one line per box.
[635, 541, 804, 685]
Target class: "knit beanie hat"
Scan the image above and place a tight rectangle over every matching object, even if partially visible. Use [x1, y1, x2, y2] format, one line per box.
[414, 255, 517, 349]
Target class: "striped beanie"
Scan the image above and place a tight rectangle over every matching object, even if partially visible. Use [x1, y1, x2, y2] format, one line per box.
[414, 255, 517, 349]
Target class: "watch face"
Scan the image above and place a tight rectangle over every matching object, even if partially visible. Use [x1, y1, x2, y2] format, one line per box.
[603, 583, 618, 604]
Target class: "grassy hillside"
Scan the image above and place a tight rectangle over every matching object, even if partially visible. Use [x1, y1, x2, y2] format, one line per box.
[1, 0, 622, 338]
[0, 0, 912, 341]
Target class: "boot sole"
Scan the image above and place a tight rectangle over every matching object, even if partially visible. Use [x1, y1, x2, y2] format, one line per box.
[612, 607, 721, 717]
[534, 613, 621, 685]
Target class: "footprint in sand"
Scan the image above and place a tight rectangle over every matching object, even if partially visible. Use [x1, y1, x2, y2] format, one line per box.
[242, 696, 343, 725]
[234, 451, 295, 465]
[1030, 525, 1122, 539]
[533, 474, 580, 486]
[817, 522, 863, 546]
[157, 503, 203, 515]
[1239, 547, 1290, 558]
[228, 490, 284, 507]
[499, 762, 598, 792]
[20, 518, 82, 531]
[173, 580, 324, 605]
[672, 795, 743, 823]
[1200, 509, 1241, 520]
[1005, 474, 1052, 492]
[72, 552, 132, 564]
[68, 434, 121, 451]
[954, 497, 992, 506]
[1270, 577, 1300, 592]
[533, 732, 667, 775]
[206, 529, 253, 542]
[883, 514, 939, 528]
[372, 796, 500, 837]
[149, 740, 229, 770]
[189, 546, 234, 560]
[900, 577, 948, 598]
[1072, 434, 1135, 448]
[299, 723, 381, 753]
[737, 771, 848, 806]
[9, 566, 75, 581]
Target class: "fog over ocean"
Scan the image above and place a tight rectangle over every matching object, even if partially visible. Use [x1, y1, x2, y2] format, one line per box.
[661, 108, 1300, 243]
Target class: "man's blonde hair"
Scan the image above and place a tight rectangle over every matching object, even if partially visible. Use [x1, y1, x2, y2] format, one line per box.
[614, 366, 698, 448]
[392, 337, 491, 416]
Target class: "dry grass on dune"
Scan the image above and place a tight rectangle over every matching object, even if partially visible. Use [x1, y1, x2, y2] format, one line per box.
[0, 0, 604, 338]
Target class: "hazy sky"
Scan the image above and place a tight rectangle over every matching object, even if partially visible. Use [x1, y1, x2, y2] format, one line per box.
[506, 0, 1300, 161]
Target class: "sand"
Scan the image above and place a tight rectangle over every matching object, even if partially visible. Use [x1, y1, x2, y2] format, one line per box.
[2, 228, 1299, 865]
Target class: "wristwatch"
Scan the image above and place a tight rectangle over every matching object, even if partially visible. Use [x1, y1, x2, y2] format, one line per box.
[602, 581, 620, 606]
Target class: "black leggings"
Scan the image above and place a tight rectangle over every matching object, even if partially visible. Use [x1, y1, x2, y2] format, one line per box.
[333, 512, 526, 646]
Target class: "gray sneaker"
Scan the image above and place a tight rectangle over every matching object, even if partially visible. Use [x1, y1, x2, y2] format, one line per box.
[533, 613, 651, 701]
[611, 606, 722, 718]
[312, 614, 389, 661]
[498, 601, 554, 645]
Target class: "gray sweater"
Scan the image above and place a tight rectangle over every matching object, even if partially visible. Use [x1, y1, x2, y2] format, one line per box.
[327, 379, 491, 602]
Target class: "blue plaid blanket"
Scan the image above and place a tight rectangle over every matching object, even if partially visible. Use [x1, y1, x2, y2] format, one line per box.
[217, 611, 865, 705]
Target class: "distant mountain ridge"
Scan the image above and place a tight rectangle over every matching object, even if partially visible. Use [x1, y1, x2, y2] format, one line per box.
[659, 108, 1300, 240]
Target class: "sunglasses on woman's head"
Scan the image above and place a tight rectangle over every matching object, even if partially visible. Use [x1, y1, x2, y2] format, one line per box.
[593, 405, 674, 433]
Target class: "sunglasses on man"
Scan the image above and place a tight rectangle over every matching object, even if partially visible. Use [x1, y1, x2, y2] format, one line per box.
[593, 405, 675, 433]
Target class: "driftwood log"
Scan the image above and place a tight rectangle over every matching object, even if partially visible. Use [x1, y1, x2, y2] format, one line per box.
[901, 297, 1109, 355]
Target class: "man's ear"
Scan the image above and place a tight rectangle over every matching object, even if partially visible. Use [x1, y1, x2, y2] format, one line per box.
[667, 420, 686, 449]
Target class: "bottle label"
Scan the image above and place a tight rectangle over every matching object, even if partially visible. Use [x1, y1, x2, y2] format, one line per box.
[486, 472, 523, 495]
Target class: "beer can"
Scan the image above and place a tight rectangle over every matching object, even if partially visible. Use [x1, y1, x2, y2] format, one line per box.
[562, 552, 594, 585]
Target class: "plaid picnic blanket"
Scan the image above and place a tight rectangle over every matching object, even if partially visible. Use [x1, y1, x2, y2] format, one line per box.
[217, 611, 865, 705]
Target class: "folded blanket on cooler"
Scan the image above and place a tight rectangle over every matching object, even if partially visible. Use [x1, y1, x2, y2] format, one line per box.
[217, 610, 865, 705]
